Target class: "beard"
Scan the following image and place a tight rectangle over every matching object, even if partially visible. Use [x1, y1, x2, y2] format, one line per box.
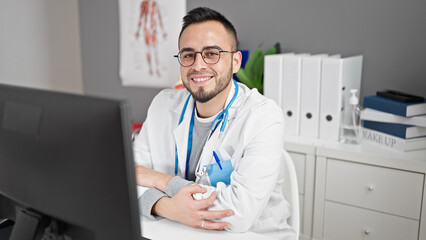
[183, 65, 233, 103]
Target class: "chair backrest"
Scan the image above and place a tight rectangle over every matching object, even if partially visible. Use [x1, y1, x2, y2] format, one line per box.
[282, 150, 300, 239]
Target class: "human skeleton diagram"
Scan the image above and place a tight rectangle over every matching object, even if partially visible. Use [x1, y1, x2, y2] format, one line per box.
[135, 0, 167, 77]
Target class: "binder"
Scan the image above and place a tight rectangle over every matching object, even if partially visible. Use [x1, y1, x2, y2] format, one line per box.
[264, 53, 294, 107]
[299, 54, 327, 138]
[281, 54, 309, 136]
[318, 55, 363, 141]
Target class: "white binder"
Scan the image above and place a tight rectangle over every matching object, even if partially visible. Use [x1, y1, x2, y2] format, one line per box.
[299, 54, 327, 138]
[264, 53, 294, 107]
[318, 55, 363, 141]
[264, 55, 283, 107]
[281, 54, 309, 136]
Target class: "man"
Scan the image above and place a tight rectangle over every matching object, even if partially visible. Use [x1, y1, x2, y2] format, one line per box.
[134, 7, 295, 239]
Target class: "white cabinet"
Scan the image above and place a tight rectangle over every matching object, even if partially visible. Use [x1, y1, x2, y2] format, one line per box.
[284, 136, 426, 240]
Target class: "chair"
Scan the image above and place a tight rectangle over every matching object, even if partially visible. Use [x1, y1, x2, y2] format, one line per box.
[282, 150, 300, 239]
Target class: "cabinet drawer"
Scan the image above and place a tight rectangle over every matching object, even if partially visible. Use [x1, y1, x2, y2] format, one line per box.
[323, 201, 419, 240]
[325, 159, 424, 219]
[288, 151, 305, 194]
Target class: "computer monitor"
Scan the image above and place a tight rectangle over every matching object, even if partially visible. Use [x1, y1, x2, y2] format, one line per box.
[0, 83, 144, 239]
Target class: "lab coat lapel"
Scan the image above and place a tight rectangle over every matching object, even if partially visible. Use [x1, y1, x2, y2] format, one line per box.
[198, 127, 220, 169]
[173, 97, 194, 177]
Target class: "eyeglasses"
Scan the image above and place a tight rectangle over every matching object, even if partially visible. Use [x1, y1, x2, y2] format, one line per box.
[174, 48, 236, 67]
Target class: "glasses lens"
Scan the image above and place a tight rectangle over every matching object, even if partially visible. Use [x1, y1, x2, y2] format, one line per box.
[177, 48, 223, 67]
[179, 51, 195, 67]
[202, 48, 220, 64]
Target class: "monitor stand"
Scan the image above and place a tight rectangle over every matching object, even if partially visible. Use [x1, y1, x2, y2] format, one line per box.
[0, 218, 14, 239]
[8, 208, 67, 240]
[9, 208, 41, 240]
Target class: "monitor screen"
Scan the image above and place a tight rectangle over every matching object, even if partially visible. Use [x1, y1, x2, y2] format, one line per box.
[0, 83, 144, 239]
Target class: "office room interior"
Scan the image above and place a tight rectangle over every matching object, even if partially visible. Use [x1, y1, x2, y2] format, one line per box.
[1, 0, 426, 240]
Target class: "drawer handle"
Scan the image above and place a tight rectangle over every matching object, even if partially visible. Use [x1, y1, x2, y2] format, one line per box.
[368, 185, 374, 191]
[364, 229, 370, 235]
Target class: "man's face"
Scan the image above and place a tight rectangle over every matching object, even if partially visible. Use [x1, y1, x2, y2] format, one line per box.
[178, 21, 241, 103]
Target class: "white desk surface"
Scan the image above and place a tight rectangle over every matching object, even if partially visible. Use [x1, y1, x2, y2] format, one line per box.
[140, 217, 272, 240]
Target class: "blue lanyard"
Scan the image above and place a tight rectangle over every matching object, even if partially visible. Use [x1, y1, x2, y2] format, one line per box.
[174, 80, 239, 179]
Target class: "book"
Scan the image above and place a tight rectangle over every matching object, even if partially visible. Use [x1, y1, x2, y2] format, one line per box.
[363, 120, 426, 139]
[362, 128, 426, 152]
[363, 95, 426, 117]
[361, 108, 426, 127]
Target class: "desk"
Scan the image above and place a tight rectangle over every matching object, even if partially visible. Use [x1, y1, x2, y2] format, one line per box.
[140, 217, 272, 240]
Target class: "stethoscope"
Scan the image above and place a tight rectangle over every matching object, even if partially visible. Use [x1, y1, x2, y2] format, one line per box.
[174, 79, 239, 180]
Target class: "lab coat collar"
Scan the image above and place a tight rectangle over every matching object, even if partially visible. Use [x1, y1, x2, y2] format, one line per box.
[225, 80, 245, 122]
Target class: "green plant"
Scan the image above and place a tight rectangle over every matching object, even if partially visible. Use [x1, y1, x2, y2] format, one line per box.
[236, 43, 281, 94]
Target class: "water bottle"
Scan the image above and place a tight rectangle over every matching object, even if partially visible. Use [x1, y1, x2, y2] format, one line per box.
[340, 89, 362, 144]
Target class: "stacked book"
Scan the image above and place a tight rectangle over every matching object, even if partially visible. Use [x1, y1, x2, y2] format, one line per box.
[361, 91, 426, 152]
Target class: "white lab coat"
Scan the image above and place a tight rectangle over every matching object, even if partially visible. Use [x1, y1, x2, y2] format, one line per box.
[134, 82, 295, 239]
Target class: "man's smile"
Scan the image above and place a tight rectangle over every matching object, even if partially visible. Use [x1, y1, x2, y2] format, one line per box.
[190, 75, 214, 85]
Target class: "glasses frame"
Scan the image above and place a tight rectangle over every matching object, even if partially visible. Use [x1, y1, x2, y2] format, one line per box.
[174, 48, 236, 67]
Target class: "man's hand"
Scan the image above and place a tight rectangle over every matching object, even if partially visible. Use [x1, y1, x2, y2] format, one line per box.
[153, 184, 233, 230]
[135, 165, 172, 192]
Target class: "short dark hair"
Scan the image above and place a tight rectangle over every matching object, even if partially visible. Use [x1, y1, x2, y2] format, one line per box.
[179, 7, 238, 50]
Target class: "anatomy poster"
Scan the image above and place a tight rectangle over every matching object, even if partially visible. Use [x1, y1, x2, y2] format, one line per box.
[119, 0, 186, 88]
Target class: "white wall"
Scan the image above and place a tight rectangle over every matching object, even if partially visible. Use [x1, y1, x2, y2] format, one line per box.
[0, 0, 83, 94]
[79, 0, 426, 122]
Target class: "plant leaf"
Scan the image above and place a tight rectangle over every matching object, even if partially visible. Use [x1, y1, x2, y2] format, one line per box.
[236, 68, 255, 89]
[244, 48, 262, 79]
